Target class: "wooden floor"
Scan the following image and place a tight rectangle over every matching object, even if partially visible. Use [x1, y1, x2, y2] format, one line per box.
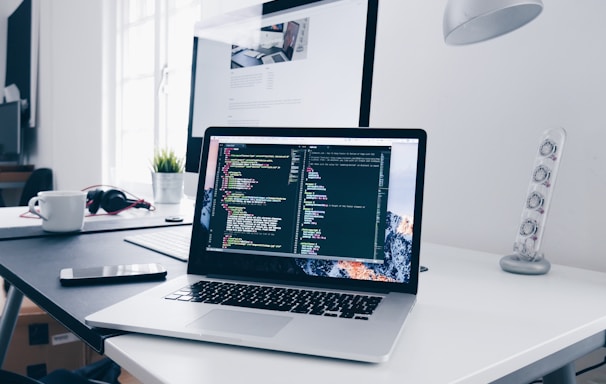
[118, 369, 142, 384]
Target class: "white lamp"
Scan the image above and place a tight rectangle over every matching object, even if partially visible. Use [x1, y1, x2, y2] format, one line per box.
[443, 0, 543, 45]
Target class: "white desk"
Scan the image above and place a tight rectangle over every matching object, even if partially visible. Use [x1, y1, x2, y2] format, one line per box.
[0, 199, 195, 242]
[0, 199, 195, 230]
[103, 243, 606, 384]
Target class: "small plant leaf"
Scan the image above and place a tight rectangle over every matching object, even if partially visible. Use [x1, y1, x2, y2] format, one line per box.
[151, 148, 184, 173]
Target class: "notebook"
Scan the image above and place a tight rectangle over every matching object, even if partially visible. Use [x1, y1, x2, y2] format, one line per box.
[86, 126, 427, 363]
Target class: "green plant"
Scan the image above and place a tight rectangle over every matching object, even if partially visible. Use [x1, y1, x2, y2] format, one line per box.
[151, 148, 184, 173]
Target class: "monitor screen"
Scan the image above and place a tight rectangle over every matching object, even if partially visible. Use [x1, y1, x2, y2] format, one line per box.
[0, 102, 21, 162]
[184, 0, 379, 196]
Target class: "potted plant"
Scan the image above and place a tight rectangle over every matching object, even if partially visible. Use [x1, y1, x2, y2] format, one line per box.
[151, 148, 185, 204]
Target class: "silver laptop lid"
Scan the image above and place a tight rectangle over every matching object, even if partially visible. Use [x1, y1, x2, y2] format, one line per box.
[188, 127, 426, 294]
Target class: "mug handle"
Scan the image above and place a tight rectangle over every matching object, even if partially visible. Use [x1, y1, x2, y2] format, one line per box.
[28, 196, 48, 220]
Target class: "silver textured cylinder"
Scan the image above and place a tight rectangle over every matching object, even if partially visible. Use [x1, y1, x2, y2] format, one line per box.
[151, 172, 184, 204]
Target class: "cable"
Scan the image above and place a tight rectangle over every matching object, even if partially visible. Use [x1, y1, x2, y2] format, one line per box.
[529, 352, 606, 383]
[81, 184, 152, 206]
[20, 185, 156, 219]
[577, 354, 606, 376]
[81, 184, 155, 215]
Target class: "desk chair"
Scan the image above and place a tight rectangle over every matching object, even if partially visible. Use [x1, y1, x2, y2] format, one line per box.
[0, 369, 42, 384]
[0, 168, 53, 208]
[18, 168, 53, 206]
[0, 369, 110, 384]
[0, 357, 120, 384]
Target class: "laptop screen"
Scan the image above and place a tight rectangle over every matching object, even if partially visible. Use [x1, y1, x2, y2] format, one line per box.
[190, 127, 426, 293]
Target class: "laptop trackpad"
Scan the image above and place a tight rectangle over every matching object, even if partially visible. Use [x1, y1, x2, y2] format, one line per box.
[187, 309, 292, 337]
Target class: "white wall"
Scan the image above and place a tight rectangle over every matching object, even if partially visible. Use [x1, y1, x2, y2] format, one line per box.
[372, 0, 606, 270]
[31, 0, 110, 191]
[32, 0, 606, 272]
[371, 0, 606, 271]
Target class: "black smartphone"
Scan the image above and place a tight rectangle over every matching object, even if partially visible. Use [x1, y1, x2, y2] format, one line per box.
[59, 263, 167, 286]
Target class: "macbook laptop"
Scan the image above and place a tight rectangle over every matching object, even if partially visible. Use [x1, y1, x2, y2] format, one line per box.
[86, 126, 427, 363]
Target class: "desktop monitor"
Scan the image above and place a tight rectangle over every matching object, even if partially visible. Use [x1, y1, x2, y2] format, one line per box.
[0, 102, 21, 162]
[184, 0, 379, 197]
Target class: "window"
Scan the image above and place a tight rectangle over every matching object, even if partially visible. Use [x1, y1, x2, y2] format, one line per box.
[114, 0, 202, 193]
[114, 0, 264, 195]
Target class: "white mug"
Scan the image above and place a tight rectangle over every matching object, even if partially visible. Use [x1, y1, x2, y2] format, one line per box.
[28, 191, 87, 232]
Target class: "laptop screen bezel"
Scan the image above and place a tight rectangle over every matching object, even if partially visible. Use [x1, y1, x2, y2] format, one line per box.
[189, 127, 426, 294]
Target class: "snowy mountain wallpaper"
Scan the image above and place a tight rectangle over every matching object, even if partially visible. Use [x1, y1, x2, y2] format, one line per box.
[295, 211, 413, 283]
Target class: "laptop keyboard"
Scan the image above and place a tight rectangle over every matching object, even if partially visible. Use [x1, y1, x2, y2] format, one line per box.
[165, 281, 383, 320]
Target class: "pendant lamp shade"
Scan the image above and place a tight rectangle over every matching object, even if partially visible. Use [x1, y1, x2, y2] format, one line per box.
[443, 0, 543, 45]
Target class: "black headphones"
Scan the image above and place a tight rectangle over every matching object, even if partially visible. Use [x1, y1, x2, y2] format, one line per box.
[86, 189, 152, 214]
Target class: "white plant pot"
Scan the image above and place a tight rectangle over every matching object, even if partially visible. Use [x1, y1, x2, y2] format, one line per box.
[151, 172, 184, 204]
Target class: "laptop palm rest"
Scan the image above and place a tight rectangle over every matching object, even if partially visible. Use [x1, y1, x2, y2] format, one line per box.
[187, 309, 293, 337]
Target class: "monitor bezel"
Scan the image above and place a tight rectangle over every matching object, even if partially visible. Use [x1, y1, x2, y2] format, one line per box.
[0, 101, 22, 162]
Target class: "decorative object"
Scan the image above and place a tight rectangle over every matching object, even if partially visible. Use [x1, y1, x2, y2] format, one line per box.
[151, 148, 184, 204]
[500, 128, 566, 275]
[443, 0, 543, 45]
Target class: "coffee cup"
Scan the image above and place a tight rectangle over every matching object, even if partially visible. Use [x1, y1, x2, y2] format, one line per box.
[28, 191, 87, 232]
